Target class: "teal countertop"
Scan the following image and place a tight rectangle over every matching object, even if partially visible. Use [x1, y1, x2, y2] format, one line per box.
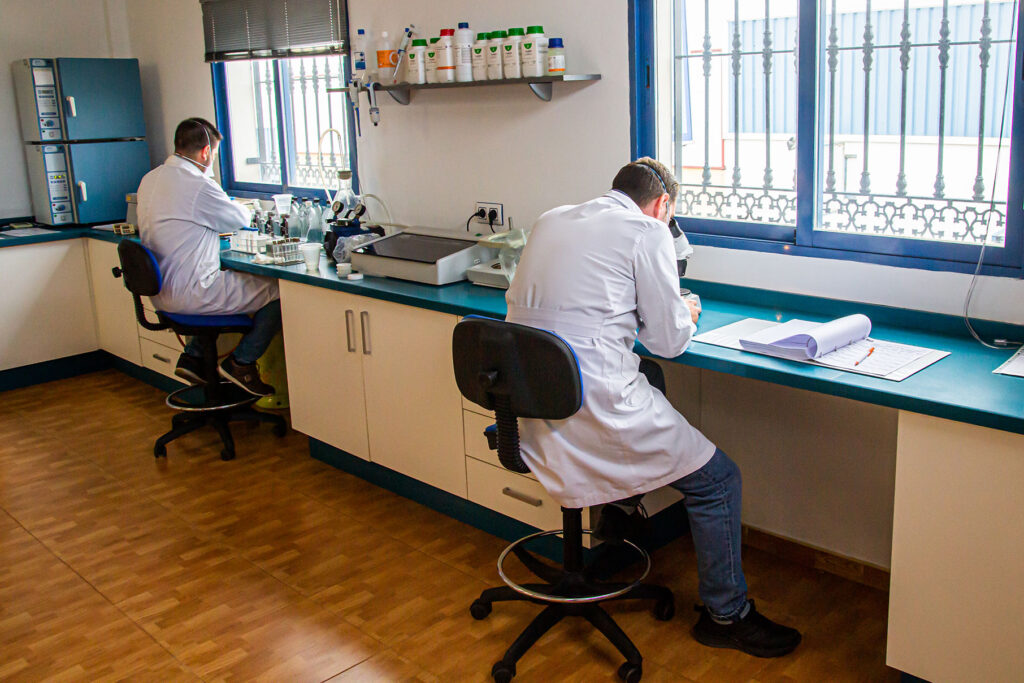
[7, 229, 1023, 434]
[220, 250, 1024, 436]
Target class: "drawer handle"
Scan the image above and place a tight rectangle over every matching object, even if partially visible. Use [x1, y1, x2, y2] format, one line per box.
[345, 309, 356, 353]
[360, 310, 371, 355]
[152, 353, 170, 364]
[502, 487, 542, 507]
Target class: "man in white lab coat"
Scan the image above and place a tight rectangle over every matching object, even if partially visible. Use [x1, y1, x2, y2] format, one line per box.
[505, 158, 801, 658]
[138, 118, 279, 396]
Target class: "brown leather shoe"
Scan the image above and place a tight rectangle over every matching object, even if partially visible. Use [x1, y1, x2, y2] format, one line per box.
[218, 356, 274, 397]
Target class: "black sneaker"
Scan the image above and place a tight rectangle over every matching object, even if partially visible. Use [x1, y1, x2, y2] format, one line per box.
[691, 600, 801, 658]
[174, 353, 207, 385]
[218, 356, 274, 397]
[593, 504, 649, 546]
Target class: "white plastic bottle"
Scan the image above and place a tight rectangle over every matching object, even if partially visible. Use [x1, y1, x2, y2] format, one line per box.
[376, 30, 397, 82]
[425, 37, 440, 83]
[364, 32, 378, 80]
[407, 38, 427, 84]
[503, 28, 525, 79]
[520, 26, 549, 78]
[454, 22, 474, 82]
[547, 37, 566, 75]
[487, 30, 506, 80]
[436, 28, 456, 83]
[471, 32, 489, 81]
[352, 28, 368, 79]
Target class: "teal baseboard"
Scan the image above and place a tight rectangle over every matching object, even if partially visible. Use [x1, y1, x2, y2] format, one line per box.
[0, 350, 185, 395]
[0, 350, 110, 393]
[309, 438, 690, 564]
[900, 673, 930, 683]
[107, 355, 186, 394]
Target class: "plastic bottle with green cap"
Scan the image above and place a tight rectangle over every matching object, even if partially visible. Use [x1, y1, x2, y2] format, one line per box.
[503, 28, 525, 79]
[520, 26, 549, 78]
[487, 31, 507, 80]
[425, 37, 441, 83]
[471, 32, 489, 80]
[407, 38, 428, 84]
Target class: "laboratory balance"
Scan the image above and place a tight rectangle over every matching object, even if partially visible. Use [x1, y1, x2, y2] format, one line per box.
[349, 232, 497, 285]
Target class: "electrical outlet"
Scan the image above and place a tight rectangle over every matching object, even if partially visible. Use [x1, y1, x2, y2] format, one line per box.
[475, 201, 504, 227]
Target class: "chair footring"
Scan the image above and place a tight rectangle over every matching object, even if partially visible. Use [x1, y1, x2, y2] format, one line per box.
[497, 528, 651, 603]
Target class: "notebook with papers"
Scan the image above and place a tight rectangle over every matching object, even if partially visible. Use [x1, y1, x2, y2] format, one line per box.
[693, 314, 949, 381]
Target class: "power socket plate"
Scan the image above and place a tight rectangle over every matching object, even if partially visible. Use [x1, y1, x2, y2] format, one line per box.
[475, 201, 504, 227]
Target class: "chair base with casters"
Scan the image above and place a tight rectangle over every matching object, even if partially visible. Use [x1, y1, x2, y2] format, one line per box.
[113, 240, 287, 461]
[149, 323, 284, 462]
[470, 506, 674, 683]
[452, 316, 675, 683]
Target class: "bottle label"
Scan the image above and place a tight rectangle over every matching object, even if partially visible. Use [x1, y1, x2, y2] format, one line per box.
[377, 50, 397, 68]
[549, 54, 566, 73]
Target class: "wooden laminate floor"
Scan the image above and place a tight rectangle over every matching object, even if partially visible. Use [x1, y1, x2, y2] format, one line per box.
[0, 370, 899, 682]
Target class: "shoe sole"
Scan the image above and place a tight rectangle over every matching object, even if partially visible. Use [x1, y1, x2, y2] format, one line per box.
[691, 626, 801, 658]
[174, 367, 207, 386]
[217, 365, 273, 397]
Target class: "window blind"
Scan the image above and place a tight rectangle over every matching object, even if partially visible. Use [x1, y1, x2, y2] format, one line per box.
[201, 0, 348, 62]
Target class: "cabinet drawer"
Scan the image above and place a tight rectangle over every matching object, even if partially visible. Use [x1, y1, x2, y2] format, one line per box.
[138, 321, 182, 348]
[467, 457, 562, 531]
[464, 410, 538, 481]
[463, 395, 491, 418]
[139, 338, 181, 381]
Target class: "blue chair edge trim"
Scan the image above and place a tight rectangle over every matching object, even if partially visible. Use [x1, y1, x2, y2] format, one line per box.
[161, 311, 254, 328]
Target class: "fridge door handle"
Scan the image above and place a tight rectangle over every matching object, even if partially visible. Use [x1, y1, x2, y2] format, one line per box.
[65, 96, 77, 118]
[77, 181, 87, 202]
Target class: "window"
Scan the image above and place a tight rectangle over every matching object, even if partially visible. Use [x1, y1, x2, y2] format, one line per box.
[634, 0, 1024, 273]
[213, 55, 356, 197]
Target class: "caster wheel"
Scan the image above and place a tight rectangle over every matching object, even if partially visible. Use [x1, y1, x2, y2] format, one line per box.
[220, 449, 235, 461]
[491, 662, 514, 683]
[470, 600, 492, 620]
[653, 597, 675, 621]
[272, 422, 287, 438]
[617, 662, 642, 683]
[154, 445, 166, 458]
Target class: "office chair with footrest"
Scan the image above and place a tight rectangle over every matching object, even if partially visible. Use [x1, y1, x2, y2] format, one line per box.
[112, 239, 286, 460]
[452, 316, 674, 683]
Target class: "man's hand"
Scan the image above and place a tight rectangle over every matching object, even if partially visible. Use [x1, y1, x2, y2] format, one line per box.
[684, 298, 701, 324]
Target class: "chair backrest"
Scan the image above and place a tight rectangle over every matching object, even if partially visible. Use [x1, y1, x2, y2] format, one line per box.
[117, 239, 162, 296]
[114, 239, 166, 331]
[452, 316, 583, 473]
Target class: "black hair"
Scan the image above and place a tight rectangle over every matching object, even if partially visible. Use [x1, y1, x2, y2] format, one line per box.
[611, 158, 679, 209]
[173, 117, 222, 154]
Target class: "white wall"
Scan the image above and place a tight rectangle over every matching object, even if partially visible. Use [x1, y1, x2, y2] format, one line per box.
[0, 0, 131, 218]
[121, 0, 217, 169]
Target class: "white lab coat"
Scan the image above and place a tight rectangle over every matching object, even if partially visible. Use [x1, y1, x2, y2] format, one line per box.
[505, 190, 716, 508]
[138, 155, 278, 315]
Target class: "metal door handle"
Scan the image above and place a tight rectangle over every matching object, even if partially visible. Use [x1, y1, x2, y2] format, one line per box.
[345, 310, 356, 353]
[65, 96, 77, 117]
[360, 311, 370, 354]
[77, 181, 87, 202]
[502, 487, 543, 507]
[152, 353, 170, 364]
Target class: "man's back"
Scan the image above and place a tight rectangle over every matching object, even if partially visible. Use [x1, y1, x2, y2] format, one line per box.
[504, 190, 713, 508]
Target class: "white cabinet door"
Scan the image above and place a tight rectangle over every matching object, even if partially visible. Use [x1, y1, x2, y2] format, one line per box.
[280, 280, 369, 460]
[86, 239, 141, 365]
[0, 240, 98, 371]
[359, 298, 466, 496]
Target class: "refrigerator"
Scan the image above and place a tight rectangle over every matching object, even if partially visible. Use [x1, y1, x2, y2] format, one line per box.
[13, 58, 151, 225]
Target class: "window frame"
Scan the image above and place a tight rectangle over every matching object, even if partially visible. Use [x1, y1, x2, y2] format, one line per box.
[630, 0, 1024, 277]
[210, 58, 359, 200]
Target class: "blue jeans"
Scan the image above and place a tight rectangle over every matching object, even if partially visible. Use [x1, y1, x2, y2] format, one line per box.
[185, 299, 282, 365]
[668, 449, 748, 620]
[629, 359, 748, 619]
